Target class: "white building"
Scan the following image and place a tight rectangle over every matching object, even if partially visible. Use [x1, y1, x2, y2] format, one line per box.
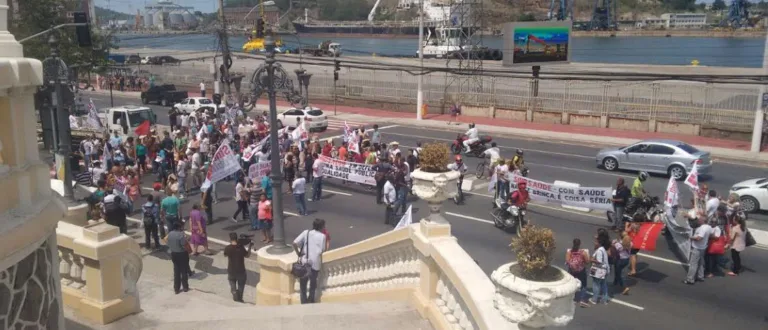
[636, 13, 707, 29]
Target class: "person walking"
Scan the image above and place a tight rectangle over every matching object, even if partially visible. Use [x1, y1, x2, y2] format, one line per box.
[383, 176, 397, 225]
[199, 80, 206, 97]
[232, 177, 249, 222]
[292, 218, 328, 304]
[258, 193, 273, 243]
[310, 153, 323, 201]
[142, 195, 161, 250]
[224, 232, 253, 302]
[589, 234, 611, 304]
[293, 173, 308, 216]
[176, 154, 188, 199]
[261, 170, 273, 200]
[728, 215, 746, 276]
[684, 214, 713, 285]
[161, 191, 182, 234]
[202, 183, 214, 225]
[102, 194, 129, 234]
[612, 233, 632, 295]
[566, 238, 590, 308]
[164, 222, 190, 294]
[248, 180, 262, 231]
[188, 204, 211, 256]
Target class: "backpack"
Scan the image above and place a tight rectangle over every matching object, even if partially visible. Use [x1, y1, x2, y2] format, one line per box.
[142, 203, 157, 226]
[567, 249, 586, 273]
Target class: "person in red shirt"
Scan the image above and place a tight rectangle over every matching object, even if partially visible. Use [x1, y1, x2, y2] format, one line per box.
[353, 151, 364, 163]
[321, 140, 333, 157]
[510, 181, 530, 208]
[338, 143, 348, 161]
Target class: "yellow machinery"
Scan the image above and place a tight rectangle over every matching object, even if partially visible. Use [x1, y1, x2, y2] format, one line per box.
[242, 0, 283, 53]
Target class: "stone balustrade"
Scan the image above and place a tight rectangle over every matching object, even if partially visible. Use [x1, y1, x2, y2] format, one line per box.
[257, 221, 530, 330]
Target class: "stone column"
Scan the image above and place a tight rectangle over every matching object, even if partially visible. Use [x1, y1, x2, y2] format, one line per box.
[0, 1, 68, 329]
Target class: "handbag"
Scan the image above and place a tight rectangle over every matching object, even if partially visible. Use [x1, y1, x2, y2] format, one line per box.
[745, 230, 757, 247]
[291, 231, 312, 279]
[707, 234, 726, 255]
[589, 249, 608, 279]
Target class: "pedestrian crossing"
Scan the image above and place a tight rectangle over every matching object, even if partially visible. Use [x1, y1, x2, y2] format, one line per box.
[326, 119, 370, 132]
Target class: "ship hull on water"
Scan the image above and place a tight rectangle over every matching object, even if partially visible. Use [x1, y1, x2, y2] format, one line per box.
[293, 21, 425, 38]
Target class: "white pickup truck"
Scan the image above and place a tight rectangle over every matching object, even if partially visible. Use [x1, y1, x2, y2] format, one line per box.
[38, 105, 159, 149]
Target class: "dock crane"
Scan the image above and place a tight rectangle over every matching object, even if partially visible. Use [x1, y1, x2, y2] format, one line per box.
[548, 0, 573, 21]
[720, 0, 751, 28]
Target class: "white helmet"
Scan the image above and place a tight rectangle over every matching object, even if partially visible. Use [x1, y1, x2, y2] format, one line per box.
[638, 171, 649, 181]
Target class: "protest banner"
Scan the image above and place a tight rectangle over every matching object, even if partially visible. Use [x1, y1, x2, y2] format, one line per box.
[319, 155, 376, 186]
[508, 173, 613, 211]
[684, 162, 699, 191]
[394, 205, 413, 230]
[632, 222, 665, 251]
[664, 175, 679, 207]
[248, 162, 272, 187]
[660, 212, 692, 263]
[86, 99, 103, 129]
[200, 139, 240, 190]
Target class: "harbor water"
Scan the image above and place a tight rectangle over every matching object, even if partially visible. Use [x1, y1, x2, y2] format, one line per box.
[116, 33, 766, 68]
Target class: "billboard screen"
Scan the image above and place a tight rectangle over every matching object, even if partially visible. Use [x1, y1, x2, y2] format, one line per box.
[503, 21, 572, 67]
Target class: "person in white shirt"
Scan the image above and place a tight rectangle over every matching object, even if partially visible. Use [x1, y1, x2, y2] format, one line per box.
[390, 142, 401, 160]
[462, 123, 479, 153]
[176, 154, 188, 199]
[257, 147, 269, 163]
[705, 190, 720, 219]
[292, 173, 307, 216]
[199, 135, 210, 162]
[685, 215, 714, 284]
[481, 142, 501, 166]
[180, 112, 190, 130]
[190, 151, 203, 188]
[383, 178, 397, 225]
[199, 80, 206, 97]
[292, 218, 327, 304]
[495, 161, 510, 200]
[82, 138, 95, 169]
[311, 154, 324, 201]
[232, 178, 248, 222]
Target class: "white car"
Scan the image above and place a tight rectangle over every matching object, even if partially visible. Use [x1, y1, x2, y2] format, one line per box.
[276, 107, 328, 131]
[730, 178, 768, 213]
[173, 97, 222, 113]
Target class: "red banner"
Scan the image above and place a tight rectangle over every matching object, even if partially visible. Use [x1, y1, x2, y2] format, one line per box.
[632, 223, 664, 251]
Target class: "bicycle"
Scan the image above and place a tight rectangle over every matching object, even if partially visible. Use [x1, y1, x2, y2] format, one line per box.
[476, 159, 488, 179]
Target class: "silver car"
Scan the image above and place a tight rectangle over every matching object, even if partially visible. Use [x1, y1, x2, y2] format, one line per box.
[595, 139, 712, 180]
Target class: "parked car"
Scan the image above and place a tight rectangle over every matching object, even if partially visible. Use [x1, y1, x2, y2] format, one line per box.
[125, 55, 142, 64]
[140, 84, 189, 107]
[140, 56, 152, 64]
[149, 56, 181, 65]
[173, 97, 223, 113]
[276, 107, 328, 131]
[730, 178, 768, 213]
[595, 139, 712, 180]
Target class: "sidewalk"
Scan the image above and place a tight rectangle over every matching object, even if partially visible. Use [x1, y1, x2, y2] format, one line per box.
[84, 89, 767, 163]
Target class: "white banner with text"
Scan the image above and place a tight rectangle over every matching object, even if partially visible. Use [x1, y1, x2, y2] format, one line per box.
[507, 173, 614, 211]
[318, 155, 376, 186]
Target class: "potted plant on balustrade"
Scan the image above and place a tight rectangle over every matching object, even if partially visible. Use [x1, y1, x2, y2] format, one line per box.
[491, 226, 581, 329]
[410, 142, 461, 223]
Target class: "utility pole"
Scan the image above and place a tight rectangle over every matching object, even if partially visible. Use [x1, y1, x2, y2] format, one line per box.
[750, 30, 768, 153]
[217, 0, 233, 103]
[416, 0, 424, 120]
[47, 34, 75, 203]
[333, 53, 339, 115]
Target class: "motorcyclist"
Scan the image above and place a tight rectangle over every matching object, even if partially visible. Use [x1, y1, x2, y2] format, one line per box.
[627, 171, 649, 216]
[509, 181, 530, 208]
[462, 123, 479, 153]
[447, 155, 468, 202]
[512, 149, 525, 169]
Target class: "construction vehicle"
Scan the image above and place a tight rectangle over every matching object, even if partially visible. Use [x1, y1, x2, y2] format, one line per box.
[299, 40, 342, 57]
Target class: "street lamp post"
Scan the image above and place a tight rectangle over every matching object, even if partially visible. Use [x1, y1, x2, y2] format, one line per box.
[46, 34, 75, 203]
[264, 32, 292, 255]
[416, 0, 424, 120]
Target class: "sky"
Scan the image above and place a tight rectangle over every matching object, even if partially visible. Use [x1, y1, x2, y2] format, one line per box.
[94, 0, 219, 15]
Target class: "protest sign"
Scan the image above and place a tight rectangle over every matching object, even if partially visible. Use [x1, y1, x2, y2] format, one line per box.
[394, 205, 413, 230]
[632, 222, 665, 251]
[319, 155, 376, 186]
[684, 163, 699, 191]
[86, 99, 103, 129]
[248, 162, 272, 187]
[507, 174, 613, 211]
[664, 176, 679, 207]
[200, 139, 240, 190]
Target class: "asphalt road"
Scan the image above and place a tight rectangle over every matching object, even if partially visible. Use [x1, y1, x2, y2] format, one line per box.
[89, 91, 768, 330]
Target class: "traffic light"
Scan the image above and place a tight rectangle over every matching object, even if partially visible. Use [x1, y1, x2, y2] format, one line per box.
[334, 72, 339, 81]
[73, 12, 92, 48]
[256, 18, 265, 38]
[213, 93, 222, 105]
[334, 59, 341, 72]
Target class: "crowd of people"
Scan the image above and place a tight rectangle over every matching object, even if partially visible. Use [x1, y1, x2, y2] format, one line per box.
[96, 73, 155, 92]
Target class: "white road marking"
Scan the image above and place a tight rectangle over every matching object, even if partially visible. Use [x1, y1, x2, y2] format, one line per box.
[385, 131, 595, 159]
[445, 212, 494, 224]
[325, 124, 399, 140]
[585, 292, 645, 311]
[321, 189, 353, 196]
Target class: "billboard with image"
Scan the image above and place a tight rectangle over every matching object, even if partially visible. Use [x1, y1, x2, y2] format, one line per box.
[503, 21, 572, 67]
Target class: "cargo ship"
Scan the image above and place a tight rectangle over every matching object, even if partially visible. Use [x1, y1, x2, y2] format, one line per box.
[292, 0, 472, 37]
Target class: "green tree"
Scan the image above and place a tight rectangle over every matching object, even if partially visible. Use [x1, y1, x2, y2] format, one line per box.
[712, 0, 727, 10]
[10, 0, 116, 69]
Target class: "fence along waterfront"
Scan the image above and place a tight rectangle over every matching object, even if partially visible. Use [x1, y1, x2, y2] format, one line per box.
[144, 63, 758, 130]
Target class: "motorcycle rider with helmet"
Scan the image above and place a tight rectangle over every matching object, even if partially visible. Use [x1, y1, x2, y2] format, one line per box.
[627, 172, 649, 220]
[448, 155, 468, 203]
[499, 181, 531, 227]
[462, 123, 479, 154]
[512, 149, 525, 168]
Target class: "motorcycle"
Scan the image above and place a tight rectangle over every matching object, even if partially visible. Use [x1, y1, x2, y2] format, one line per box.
[607, 195, 662, 225]
[451, 134, 493, 157]
[491, 199, 527, 235]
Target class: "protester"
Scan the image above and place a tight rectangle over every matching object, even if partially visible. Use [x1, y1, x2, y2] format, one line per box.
[611, 178, 630, 232]
[161, 190, 182, 233]
[232, 177, 249, 223]
[626, 224, 641, 277]
[224, 232, 253, 302]
[613, 233, 632, 295]
[292, 218, 328, 304]
[310, 153, 323, 201]
[165, 222, 190, 294]
[103, 193, 129, 234]
[188, 204, 210, 256]
[684, 214, 712, 285]
[590, 234, 611, 304]
[566, 238, 590, 308]
[383, 176, 397, 225]
[258, 193, 273, 243]
[728, 215, 746, 276]
[142, 195, 161, 250]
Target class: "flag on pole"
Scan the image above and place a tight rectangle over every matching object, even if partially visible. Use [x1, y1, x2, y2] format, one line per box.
[631, 223, 665, 251]
[684, 162, 699, 191]
[343, 121, 351, 142]
[664, 175, 679, 208]
[134, 120, 151, 136]
[394, 205, 413, 230]
[86, 98, 103, 129]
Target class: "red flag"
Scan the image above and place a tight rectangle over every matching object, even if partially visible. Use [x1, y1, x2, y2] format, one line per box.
[632, 223, 664, 251]
[134, 120, 150, 136]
